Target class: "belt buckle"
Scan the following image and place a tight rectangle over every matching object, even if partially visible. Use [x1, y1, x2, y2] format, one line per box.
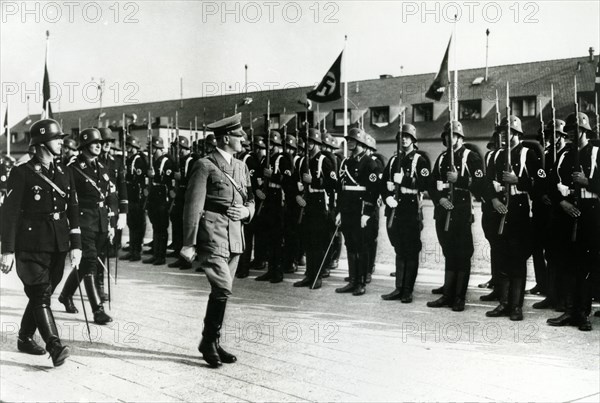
[52, 212, 60, 220]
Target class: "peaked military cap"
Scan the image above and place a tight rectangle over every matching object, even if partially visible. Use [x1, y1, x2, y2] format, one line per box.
[207, 113, 246, 137]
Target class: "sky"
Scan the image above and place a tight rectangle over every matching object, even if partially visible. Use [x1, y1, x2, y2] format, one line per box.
[1, 0, 599, 125]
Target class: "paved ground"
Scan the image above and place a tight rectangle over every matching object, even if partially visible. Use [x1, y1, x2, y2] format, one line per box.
[1, 203, 599, 402]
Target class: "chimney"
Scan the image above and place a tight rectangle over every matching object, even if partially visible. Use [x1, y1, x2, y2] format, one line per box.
[589, 46, 595, 62]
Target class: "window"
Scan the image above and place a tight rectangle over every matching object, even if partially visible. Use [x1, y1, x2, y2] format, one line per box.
[265, 113, 280, 130]
[296, 111, 314, 128]
[458, 100, 482, 120]
[370, 106, 390, 126]
[412, 103, 433, 122]
[333, 109, 350, 128]
[577, 91, 597, 113]
[511, 96, 536, 118]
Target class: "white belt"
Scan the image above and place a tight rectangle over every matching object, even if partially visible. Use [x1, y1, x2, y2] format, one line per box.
[268, 183, 281, 189]
[400, 187, 418, 195]
[510, 187, 528, 196]
[581, 189, 599, 199]
[342, 185, 367, 191]
[308, 187, 325, 193]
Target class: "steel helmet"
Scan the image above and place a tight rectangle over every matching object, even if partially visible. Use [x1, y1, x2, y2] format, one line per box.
[498, 115, 523, 135]
[345, 128, 368, 147]
[29, 119, 65, 146]
[400, 124, 417, 141]
[98, 127, 116, 142]
[565, 112, 592, 132]
[269, 130, 283, 146]
[78, 128, 103, 149]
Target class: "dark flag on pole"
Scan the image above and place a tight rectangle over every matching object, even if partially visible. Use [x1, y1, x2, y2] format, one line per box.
[425, 36, 452, 101]
[3, 106, 7, 137]
[595, 60, 600, 95]
[42, 60, 53, 119]
[307, 51, 343, 103]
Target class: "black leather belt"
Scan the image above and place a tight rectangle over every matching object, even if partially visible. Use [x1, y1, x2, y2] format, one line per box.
[25, 211, 67, 221]
[204, 202, 229, 215]
[79, 200, 106, 209]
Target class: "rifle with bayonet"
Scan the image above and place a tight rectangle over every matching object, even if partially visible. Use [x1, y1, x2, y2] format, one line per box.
[571, 77, 580, 242]
[256, 100, 271, 216]
[388, 100, 404, 229]
[498, 82, 511, 235]
[143, 112, 153, 210]
[444, 88, 455, 232]
[551, 84, 557, 165]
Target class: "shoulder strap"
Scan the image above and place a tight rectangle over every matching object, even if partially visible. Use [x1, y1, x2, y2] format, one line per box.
[71, 165, 105, 198]
[590, 146, 598, 179]
[207, 156, 247, 203]
[316, 154, 325, 178]
[461, 149, 471, 176]
[411, 153, 421, 177]
[518, 146, 528, 177]
[24, 164, 67, 199]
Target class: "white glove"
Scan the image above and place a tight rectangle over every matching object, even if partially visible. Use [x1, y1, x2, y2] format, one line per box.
[335, 213, 342, 227]
[116, 213, 127, 230]
[0, 253, 15, 274]
[385, 196, 398, 209]
[180, 246, 197, 263]
[360, 214, 370, 228]
[393, 172, 404, 185]
[256, 189, 266, 200]
[70, 249, 82, 269]
[296, 195, 307, 207]
[386, 181, 395, 192]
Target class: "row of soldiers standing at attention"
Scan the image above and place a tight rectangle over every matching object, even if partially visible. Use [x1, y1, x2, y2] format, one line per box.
[1, 107, 598, 370]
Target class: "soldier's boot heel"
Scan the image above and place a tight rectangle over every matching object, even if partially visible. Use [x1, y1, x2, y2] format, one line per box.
[198, 338, 222, 368]
[58, 294, 78, 314]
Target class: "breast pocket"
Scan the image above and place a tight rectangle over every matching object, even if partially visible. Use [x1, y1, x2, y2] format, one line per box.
[198, 211, 217, 244]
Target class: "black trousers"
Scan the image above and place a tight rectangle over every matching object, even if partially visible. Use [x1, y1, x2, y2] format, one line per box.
[341, 210, 377, 283]
[302, 202, 332, 281]
[262, 192, 285, 275]
[435, 212, 474, 301]
[283, 204, 302, 269]
[16, 251, 68, 338]
[147, 189, 170, 259]
[169, 197, 185, 253]
[127, 201, 146, 255]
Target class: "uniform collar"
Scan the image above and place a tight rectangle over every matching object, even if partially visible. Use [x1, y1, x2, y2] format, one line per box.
[216, 147, 233, 165]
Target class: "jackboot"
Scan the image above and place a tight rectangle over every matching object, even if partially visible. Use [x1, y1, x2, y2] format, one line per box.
[58, 269, 80, 314]
[337, 253, 357, 293]
[198, 297, 223, 368]
[212, 298, 237, 363]
[402, 257, 419, 303]
[508, 276, 525, 321]
[33, 305, 70, 367]
[83, 275, 112, 325]
[96, 269, 108, 303]
[17, 303, 45, 355]
[352, 276, 366, 296]
[486, 277, 510, 317]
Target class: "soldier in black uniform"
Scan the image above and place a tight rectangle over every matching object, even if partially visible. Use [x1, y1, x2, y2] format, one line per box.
[1, 119, 80, 367]
[381, 124, 430, 303]
[547, 112, 600, 331]
[255, 131, 292, 283]
[281, 134, 301, 275]
[169, 136, 198, 270]
[57, 128, 113, 325]
[0, 155, 15, 229]
[62, 138, 78, 166]
[427, 121, 484, 312]
[335, 128, 381, 295]
[120, 135, 148, 262]
[236, 135, 263, 278]
[97, 128, 128, 299]
[479, 131, 501, 302]
[484, 116, 542, 321]
[143, 136, 175, 266]
[293, 128, 337, 290]
[249, 136, 269, 271]
[320, 132, 342, 278]
[532, 119, 569, 310]
[364, 134, 386, 283]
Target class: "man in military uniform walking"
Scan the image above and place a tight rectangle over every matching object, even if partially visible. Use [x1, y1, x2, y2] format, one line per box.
[1, 119, 80, 367]
[293, 128, 338, 290]
[547, 112, 599, 331]
[143, 136, 175, 266]
[120, 135, 148, 262]
[484, 116, 542, 321]
[169, 136, 198, 270]
[58, 128, 113, 325]
[180, 113, 255, 368]
[427, 121, 484, 311]
[381, 124, 430, 303]
[335, 128, 381, 296]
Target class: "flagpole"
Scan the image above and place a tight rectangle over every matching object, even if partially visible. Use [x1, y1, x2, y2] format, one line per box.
[5, 104, 9, 156]
[343, 35, 348, 158]
[45, 31, 50, 118]
[453, 16, 458, 121]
